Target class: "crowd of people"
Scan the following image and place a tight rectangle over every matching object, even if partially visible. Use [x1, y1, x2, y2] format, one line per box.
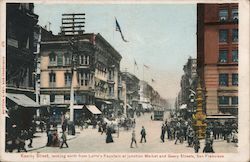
[6, 110, 238, 153]
[158, 113, 238, 153]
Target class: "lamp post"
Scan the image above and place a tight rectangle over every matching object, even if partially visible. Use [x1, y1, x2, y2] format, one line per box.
[192, 80, 207, 139]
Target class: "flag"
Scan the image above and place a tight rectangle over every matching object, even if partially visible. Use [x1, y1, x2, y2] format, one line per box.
[134, 60, 137, 66]
[115, 18, 128, 42]
[134, 59, 138, 70]
[144, 64, 149, 69]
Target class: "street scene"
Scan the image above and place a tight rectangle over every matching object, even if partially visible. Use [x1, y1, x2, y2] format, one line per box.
[4, 2, 238, 155]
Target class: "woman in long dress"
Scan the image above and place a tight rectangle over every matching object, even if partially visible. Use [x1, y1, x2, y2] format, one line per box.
[106, 126, 114, 143]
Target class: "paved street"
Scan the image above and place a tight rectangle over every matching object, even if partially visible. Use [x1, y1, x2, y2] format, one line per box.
[31, 113, 237, 153]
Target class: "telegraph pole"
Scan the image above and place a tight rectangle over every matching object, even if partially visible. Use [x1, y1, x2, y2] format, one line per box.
[61, 13, 85, 122]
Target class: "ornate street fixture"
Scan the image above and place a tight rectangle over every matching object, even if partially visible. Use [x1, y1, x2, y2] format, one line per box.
[192, 80, 207, 139]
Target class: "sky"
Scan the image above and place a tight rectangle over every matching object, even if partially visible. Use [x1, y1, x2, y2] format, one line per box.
[34, 3, 197, 106]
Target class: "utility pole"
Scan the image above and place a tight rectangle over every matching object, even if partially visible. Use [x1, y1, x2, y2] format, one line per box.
[61, 13, 85, 122]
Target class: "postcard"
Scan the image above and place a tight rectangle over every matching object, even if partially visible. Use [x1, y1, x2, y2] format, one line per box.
[0, 0, 249, 162]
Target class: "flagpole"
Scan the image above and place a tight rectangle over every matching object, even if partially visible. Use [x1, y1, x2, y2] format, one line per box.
[143, 65, 144, 81]
[134, 60, 135, 75]
[113, 17, 115, 41]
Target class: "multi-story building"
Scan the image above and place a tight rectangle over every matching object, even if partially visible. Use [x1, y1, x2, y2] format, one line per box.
[176, 57, 197, 118]
[40, 32, 122, 121]
[138, 80, 166, 111]
[6, 3, 39, 130]
[197, 3, 238, 117]
[121, 72, 140, 117]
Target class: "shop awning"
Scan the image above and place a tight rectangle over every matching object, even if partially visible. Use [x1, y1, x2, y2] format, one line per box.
[103, 101, 112, 104]
[85, 105, 102, 114]
[6, 93, 40, 108]
[72, 105, 84, 109]
[126, 104, 132, 109]
[206, 115, 237, 119]
[179, 104, 187, 109]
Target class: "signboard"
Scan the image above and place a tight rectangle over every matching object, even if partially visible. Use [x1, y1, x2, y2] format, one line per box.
[55, 95, 64, 104]
[40, 95, 50, 105]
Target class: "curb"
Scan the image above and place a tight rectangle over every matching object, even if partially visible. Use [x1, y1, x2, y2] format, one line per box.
[27, 134, 79, 152]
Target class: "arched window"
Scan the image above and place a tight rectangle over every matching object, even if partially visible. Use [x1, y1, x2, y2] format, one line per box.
[49, 52, 56, 66]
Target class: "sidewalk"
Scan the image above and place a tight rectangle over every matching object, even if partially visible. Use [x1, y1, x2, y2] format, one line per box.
[26, 126, 80, 152]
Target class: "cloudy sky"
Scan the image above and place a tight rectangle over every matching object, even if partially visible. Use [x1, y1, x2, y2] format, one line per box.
[34, 3, 197, 106]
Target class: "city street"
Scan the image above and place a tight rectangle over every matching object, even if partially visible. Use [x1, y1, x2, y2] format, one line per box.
[31, 113, 237, 153]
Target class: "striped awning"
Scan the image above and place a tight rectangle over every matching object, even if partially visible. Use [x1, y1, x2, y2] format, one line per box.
[85, 105, 102, 114]
[6, 93, 40, 108]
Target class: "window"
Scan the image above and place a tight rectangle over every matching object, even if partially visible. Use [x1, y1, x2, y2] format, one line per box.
[219, 74, 228, 86]
[232, 73, 238, 86]
[231, 8, 238, 21]
[219, 30, 228, 43]
[219, 9, 228, 21]
[64, 53, 71, 65]
[64, 73, 71, 86]
[49, 72, 56, 87]
[232, 96, 238, 105]
[57, 52, 63, 66]
[79, 55, 89, 65]
[232, 50, 238, 62]
[64, 94, 70, 101]
[219, 96, 229, 105]
[219, 50, 228, 63]
[50, 94, 55, 102]
[49, 73, 56, 83]
[49, 52, 56, 65]
[78, 72, 89, 86]
[232, 29, 238, 42]
[109, 86, 114, 97]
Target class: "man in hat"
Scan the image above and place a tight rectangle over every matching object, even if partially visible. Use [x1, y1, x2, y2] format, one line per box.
[140, 126, 146, 143]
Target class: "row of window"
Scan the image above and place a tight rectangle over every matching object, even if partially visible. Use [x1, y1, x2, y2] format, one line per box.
[218, 96, 238, 105]
[219, 73, 238, 86]
[219, 49, 238, 63]
[219, 29, 238, 43]
[219, 8, 238, 22]
[49, 72, 92, 86]
[49, 52, 90, 66]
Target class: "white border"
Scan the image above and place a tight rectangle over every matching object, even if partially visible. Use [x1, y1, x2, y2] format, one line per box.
[0, 0, 249, 162]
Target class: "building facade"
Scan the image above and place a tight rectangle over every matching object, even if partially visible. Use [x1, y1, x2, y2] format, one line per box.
[176, 57, 198, 118]
[40, 32, 122, 120]
[6, 3, 39, 130]
[197, 3, 238, 116]
[121, 72, 140, 117]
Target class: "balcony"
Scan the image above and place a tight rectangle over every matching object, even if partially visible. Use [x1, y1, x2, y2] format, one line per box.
[77, 64, 91, 69]
[78, 85, 94, 91]
[107, 78, 115, 84]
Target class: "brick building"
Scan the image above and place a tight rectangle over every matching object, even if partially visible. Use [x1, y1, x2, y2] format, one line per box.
[197, 3, 238, 117]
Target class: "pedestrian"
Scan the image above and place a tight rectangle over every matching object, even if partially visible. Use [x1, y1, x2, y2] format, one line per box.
[60, 131, 68, 148]
[151, 115, 153, 120]
[17, 130, 27, 152]
[187, 128, 194, 147]
[193, 136, 200, 153]
[101, 122, 107, 135]
[62, 119, 67, 132]
[106, 126, 114, 143]
[174, 129, 181, 144]
[27, 127, 34, 148]
[140, 126, 146, 143]
[160, 124, 166, 142]
[130, 129, 137, 148]
[203, 140, 214, 153]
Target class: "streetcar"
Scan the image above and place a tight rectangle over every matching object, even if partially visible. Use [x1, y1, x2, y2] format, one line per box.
[153, 108, 164, 121]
